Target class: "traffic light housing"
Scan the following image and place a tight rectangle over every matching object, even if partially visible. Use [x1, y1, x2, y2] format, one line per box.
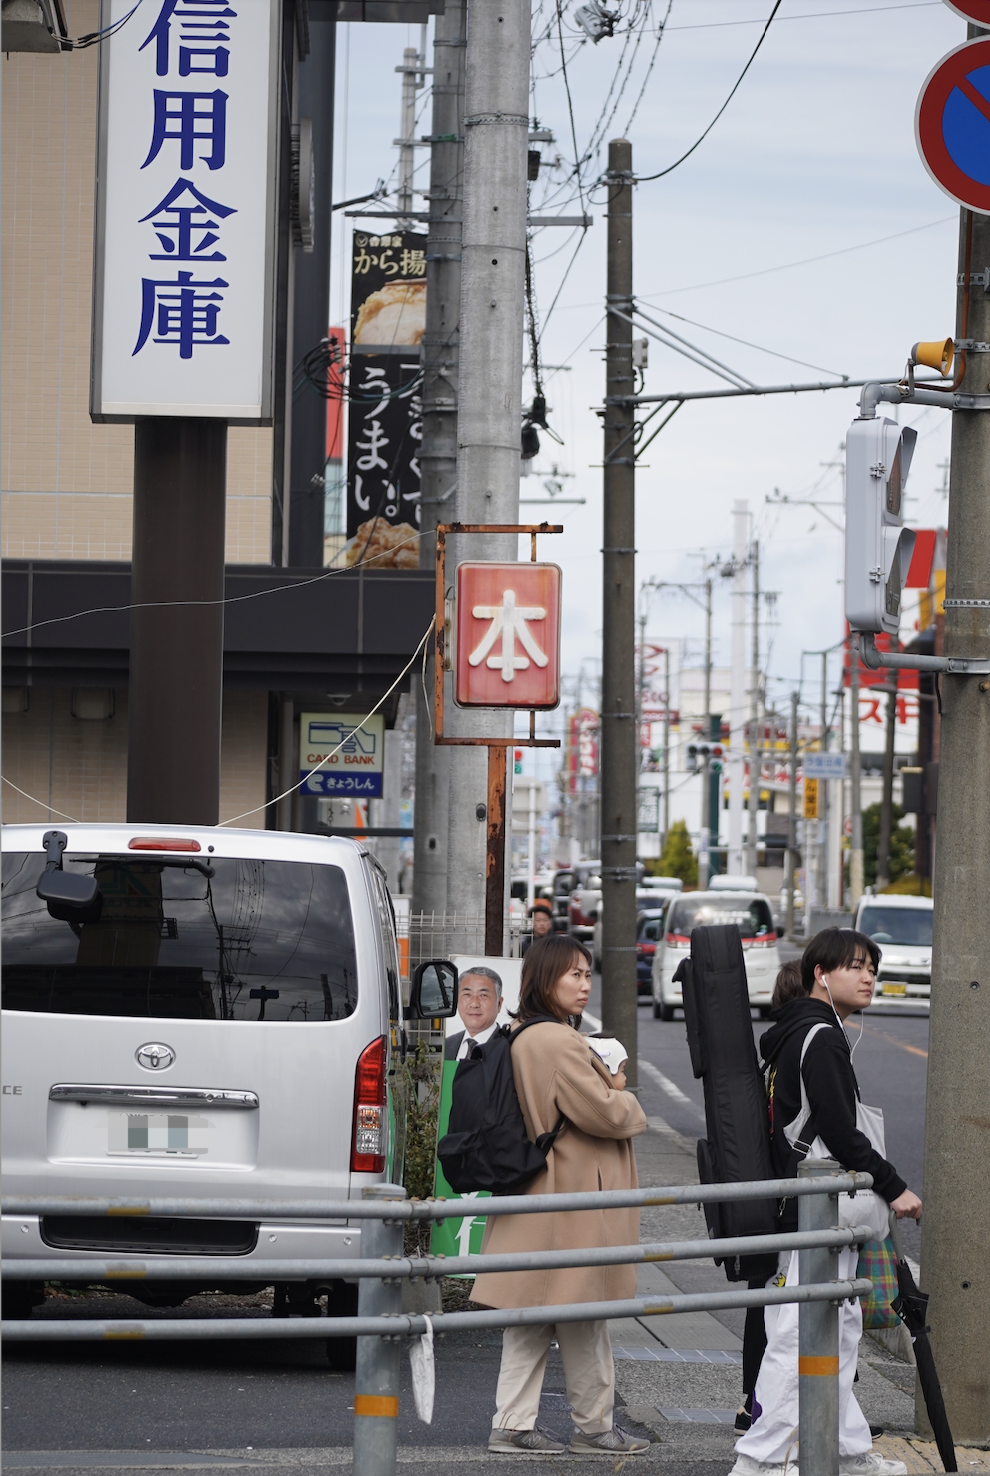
[845, 417, 918, 636]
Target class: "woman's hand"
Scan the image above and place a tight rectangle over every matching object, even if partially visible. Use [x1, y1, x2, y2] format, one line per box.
[611, 1068, 627, 1091]
[890, 1189, 922, 1220]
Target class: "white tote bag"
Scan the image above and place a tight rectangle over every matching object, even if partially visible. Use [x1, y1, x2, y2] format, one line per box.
[783, 1022, 891, 1242]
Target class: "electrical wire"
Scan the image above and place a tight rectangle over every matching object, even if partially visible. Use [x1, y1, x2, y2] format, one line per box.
[218, 618, 435, 827]
[635, 1, 782, 182]
[0, 776, 79, 823]
[3, 530, 430, 642]
[63, 0, 147, 49]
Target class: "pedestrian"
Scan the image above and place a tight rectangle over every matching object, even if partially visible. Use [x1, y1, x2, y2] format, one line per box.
[472, 932, 651, 1456]
[730, 928, 922, 1476]
[735, 955, 810, 1434]
[520, 898, 554, 955]
[444, 966, 503, 1061]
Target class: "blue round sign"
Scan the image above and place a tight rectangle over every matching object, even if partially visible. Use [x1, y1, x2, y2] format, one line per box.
[917, 39, 990, 213]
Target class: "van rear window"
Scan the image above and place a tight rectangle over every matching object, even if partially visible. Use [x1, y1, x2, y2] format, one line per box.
[1, 854, 358, 1022]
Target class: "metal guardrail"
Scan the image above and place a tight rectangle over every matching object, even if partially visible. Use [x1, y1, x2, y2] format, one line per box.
[2, 1162, 872, 1476]
[1, 1169, 874, 1221]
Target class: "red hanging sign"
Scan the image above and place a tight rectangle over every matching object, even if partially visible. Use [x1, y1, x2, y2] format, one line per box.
[454, 562, 562, 709]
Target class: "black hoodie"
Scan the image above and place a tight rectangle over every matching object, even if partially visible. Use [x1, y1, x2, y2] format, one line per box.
[760, 997, 906, 1231]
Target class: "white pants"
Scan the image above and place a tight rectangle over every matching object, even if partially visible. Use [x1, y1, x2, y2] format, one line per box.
[493, 1319, 614, 1435]
[734, 1247, 873, 1464]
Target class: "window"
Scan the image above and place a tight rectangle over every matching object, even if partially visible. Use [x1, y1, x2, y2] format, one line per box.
[859, 906, 932, 948]
[638, 917, 662, 942]
[2, 854, 357, 1022]
[667, 896, 774, 939]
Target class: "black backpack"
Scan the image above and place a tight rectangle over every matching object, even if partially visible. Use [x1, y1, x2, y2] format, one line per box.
[678, 924, 779, 1282]
[437, 1017, 566, 1194]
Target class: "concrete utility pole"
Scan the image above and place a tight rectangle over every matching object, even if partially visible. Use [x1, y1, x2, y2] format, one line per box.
[662, 644, 671, 845]
[848, 634, 864, 907]
[746, 539, 761, 877]
[396, 40, 425, 226]
[924, 177, 990, 1438]
[444, 0, 530, 940]
[412, 0, 465, 920]
[784, 690, 799, 938]
[819, 652, 829, 909]
[600, 137, 638, 1083]
[727, 501, 749, 874]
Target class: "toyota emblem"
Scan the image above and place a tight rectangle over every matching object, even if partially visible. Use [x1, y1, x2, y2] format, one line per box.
[136, 1042, 175, 1071]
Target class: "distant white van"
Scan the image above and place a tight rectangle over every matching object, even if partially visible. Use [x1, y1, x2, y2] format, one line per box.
[855, 892, 933, 1001]
[0, 822, 455, 1353]
[651, 888, 781, 1020]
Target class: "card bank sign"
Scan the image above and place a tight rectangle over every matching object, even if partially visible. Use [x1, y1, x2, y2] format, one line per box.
[299, 713, 386, 798]
[91, 0, 280, 423]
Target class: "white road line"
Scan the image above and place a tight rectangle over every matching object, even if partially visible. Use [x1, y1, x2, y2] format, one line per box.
[638, 1057, 705, 1117]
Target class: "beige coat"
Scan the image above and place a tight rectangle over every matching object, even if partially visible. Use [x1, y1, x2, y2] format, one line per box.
[470, 1021, 647, 1310]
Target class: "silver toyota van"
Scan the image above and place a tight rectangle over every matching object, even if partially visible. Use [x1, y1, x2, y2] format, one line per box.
[0, 822, 454, 1360]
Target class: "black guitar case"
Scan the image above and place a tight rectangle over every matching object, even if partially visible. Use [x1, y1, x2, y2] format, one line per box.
[676, 923, 779, 1282]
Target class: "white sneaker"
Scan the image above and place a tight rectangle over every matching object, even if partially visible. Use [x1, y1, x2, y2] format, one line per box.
[728, 1456, 799, 1476]
[839, 1453, 907, 1476]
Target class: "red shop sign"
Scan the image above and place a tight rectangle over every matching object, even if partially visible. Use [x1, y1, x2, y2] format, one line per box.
[454, 561, 562, 709]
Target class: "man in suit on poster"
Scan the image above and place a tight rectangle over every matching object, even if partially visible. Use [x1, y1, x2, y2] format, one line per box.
[444, 966, 503, 1061]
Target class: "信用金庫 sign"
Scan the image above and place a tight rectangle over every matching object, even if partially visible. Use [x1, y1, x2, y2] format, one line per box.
[298, 712, 386, 798]
[91, 0, 280, 422]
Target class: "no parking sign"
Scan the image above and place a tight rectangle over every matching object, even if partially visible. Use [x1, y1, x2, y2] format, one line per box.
[917, 37, 990, 212]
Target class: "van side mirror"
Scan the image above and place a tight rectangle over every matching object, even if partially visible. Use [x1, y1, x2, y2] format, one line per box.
[36, 830, 102, 924]
[408, 959, 458, 1019]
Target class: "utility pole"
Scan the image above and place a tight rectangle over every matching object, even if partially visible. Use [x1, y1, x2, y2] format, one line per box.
[727, 501, 749, 874]
[785, 690, 799, 938]
[849, 633, 864, 907]
[662, 644, 671, 846]
[600, 137, 638, 1085]
[444, 0, 530, 941]
[819, 652, 829, 909]
[746, 538, 761, 877]
[413, 0, 465, 919]
[876, 642, 899, 892]
[925, 159, 990, 1438]
[396, 39, 426, 226]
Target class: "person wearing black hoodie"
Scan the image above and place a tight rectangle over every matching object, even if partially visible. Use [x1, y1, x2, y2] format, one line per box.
[730, 928, 922, 1476]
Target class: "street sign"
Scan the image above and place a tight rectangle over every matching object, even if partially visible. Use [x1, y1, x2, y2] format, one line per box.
[803, 752, 847, 780]
[298, 711, 385, 797]
[91, 0, 280, 422]
[916, 38, 990, 214]
[942, 2, 990, 23]
[454, 562, 562, 709]
[803, 778, 820, 819]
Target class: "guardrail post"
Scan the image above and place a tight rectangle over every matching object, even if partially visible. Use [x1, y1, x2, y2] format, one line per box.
[798, 1159, 841, 1476]
[353, 1184, 407, 1476]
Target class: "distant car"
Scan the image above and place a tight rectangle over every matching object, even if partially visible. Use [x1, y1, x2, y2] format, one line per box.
[651, 889, 780, 1020]
[635, 908, 667, 994]
[567, 862, 602, 940]
[855, 893, 933, 1001]
[591, 904, 668, 986]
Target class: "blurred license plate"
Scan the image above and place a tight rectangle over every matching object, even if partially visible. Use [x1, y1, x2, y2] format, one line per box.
[882, 983, 907, 997]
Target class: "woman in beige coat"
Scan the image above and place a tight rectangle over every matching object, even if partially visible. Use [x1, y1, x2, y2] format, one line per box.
[473, 933, 650, 1456]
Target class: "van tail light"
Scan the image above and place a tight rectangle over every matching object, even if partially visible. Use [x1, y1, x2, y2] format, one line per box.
[637, 942, 656, 957]
[351, 1035, 387, 1173]
[666, 933, 691, 948]
[743, 933, 777, 950]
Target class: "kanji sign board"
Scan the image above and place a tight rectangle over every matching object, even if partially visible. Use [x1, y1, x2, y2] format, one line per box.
[454, 563, 562, 709]
[299, 712, 385, 797]
[91, 0, 280, 422]
[916, 38, 990, 214]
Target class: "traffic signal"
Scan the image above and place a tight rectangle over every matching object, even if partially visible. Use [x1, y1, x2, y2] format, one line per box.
[513, 749, 523, 775]
[687, 742, 722, 774]
[803, 778, 819, 819]
[845, 417, 918, 636]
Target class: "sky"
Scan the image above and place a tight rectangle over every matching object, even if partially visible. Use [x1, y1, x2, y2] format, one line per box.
[331, 0, 967, 795]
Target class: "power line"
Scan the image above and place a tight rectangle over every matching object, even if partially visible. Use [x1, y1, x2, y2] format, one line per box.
[635, 1, 782, 182]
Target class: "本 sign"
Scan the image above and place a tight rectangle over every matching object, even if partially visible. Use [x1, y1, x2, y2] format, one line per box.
[916, 38, 990, 214]
[299, 712, 386, 798]
[91, 0, 280, 422]
[454, 563, 561, 709]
